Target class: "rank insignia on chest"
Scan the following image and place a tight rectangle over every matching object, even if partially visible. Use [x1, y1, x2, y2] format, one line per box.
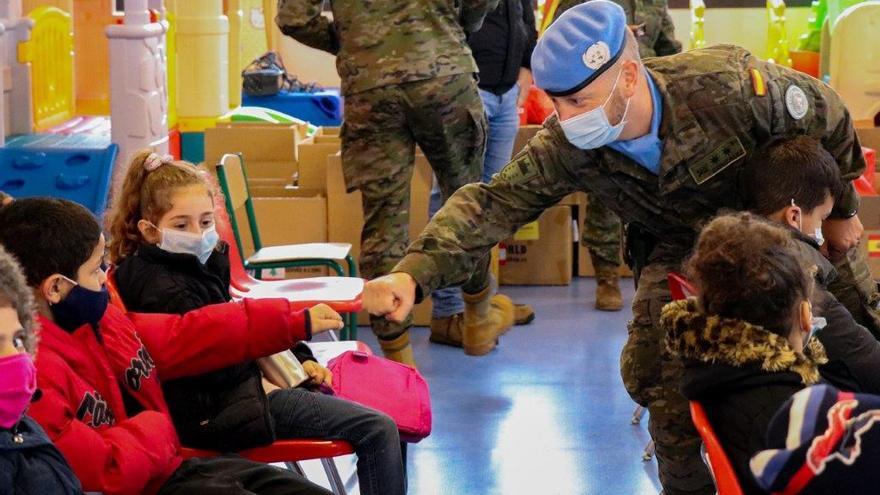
[688, 136, 746, 185]
[498, 153, 540, 184]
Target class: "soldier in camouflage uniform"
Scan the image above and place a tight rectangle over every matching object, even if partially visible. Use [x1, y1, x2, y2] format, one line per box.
[362, 2, 876, 493]
[547, 0, 682, 312]
[276, 0, 516, 365]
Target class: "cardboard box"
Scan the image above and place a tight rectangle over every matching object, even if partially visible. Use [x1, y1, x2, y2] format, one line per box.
[297, 137, 342, 190]
[500, 205, 573, 285]
[858, 194, 880, 279]
[204, 124, 303, 178]
[232, 188, 328, 280]
[857, 122, 880, 151]
[513, 125, 542, 156]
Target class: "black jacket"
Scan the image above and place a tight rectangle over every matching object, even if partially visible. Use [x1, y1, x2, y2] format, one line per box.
[663, 299, 827, 495]
[788, 230, 880, 394]
[115, 243, 315, 452]
[0, 416, 83, 495]
[467, 0, 537, 94]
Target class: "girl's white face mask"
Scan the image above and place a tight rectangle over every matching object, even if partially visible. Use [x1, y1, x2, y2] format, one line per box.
[156, 225, 219, 264]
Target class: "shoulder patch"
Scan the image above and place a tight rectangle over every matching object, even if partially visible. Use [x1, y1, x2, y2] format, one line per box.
[497, 153, 540, 184]
[785, 85, 809, 120]
[688, 136, 746, 185]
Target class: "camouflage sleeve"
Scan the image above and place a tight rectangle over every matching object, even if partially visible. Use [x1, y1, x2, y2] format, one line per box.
[460, 0, 501, 33]
[748, 57, 865, 218]
[275, 0, 339, 55]
[653, 8, 682, 56]
[394, 124, 582, 296]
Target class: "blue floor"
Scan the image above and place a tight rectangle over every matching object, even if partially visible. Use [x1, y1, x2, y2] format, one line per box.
[358, 278, 661, 495]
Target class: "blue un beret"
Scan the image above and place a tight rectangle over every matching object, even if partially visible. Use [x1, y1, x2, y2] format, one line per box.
[532, 0, 628, 96]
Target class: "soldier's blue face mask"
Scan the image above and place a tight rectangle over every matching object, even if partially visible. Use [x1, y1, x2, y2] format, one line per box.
[559, 68, 631, 150]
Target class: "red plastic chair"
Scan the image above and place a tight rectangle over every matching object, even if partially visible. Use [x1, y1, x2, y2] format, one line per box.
[106, 267, 127, 312]
[214, 200, 363, 340]
[667, 272, 697, 301]
[690, 401, 745, 495]
[180, 439, 354, 494]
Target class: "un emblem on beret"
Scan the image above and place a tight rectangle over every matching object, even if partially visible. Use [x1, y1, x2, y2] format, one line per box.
[785, 84, 809, 120]
[583, 41, 611, 70]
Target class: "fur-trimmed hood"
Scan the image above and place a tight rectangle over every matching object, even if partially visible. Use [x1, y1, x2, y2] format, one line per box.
[663, 299, 827, 386]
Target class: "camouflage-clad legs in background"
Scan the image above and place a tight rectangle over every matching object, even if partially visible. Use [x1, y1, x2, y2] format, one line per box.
[342, 73, 488, 349]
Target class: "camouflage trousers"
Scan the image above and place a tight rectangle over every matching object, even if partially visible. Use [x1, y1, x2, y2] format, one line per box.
[620, 259, 714, 495]
[620, 244, 880, 495]
[341, 73, 488, 340]
[582, 195, 623, 269]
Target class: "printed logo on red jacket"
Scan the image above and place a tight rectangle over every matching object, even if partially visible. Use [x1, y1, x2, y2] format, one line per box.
[76, 391, 116, 428]
[125, 345, 156, 391]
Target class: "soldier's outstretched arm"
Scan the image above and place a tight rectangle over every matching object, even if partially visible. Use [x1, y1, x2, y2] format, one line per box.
[276, 0, 340, 55]
[460, 0, 501, 33]
[394, 124, 582, 299]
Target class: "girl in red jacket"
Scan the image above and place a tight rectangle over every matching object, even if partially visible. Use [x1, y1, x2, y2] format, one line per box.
[0, 197, 336, 495]
[106, 152, 405, 495]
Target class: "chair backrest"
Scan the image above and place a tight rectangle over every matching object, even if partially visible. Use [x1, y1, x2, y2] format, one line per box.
[667, 272, 697, 301]
[690, 401, 745, 495]
[213, 194, 255, 292]
[106, 267, 128, 312]
[216, 153, 265, 254]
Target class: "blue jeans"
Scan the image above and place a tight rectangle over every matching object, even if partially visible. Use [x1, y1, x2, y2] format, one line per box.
[268, 388, 405, 495]
[429, 84, 521, 318]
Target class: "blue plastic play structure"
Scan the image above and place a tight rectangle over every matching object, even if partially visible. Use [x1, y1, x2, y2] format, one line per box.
[242, 89, 343, 126]
[0, 134, 118, 216]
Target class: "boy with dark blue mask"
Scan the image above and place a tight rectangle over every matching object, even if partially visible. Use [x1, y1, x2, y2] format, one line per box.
[0, 197, 334, 495]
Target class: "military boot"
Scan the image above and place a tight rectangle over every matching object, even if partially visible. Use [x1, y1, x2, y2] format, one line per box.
[379, 331, 417, 367]
[513, 303, 536, 325]
[429, 313, 464, 347]
[595, 263, 624, 311]
[462, 287, 515, 356]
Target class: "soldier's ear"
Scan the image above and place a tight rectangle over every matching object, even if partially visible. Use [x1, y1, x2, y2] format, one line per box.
[620, 60, 639, 97]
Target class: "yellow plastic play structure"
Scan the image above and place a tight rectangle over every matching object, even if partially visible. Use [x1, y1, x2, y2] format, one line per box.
[766, 0, 793, 66]
[18, 5, 74, 131]
[690, 0, 706, 50]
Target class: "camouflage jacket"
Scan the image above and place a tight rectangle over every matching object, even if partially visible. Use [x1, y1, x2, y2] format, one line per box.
[552, 0, 681, 57]
[276, 0, 499, 95]
[395, 45, 865, 296]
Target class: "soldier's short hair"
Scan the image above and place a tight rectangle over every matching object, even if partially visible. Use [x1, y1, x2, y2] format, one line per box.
[741, 135, 844, 216]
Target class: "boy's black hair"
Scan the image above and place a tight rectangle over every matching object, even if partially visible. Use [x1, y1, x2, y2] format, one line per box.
[0, 197, 102, 286]
[741, 135, 845, 216]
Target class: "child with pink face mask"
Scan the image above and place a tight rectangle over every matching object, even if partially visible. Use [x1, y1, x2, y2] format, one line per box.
[0, 244, 83, 494]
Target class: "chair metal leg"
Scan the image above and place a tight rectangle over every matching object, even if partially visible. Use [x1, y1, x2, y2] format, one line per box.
[631, 405, 646, 425]
[642, 439, 655, 462]
[320, 457, 347, 495]
[288, 461, 305, 476]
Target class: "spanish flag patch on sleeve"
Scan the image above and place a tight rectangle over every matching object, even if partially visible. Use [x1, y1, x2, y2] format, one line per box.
[750, 68, 766, 97]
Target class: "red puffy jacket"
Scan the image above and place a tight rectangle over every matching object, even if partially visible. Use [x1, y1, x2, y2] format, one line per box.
[29, 299, 309, 495]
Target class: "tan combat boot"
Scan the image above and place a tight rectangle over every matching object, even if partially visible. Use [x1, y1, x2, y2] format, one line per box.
[379, 331, 417, 367]
[595, 263, 624, 311]
[513, 303, 535, 325]
[429, 313, 464, 347]
[462, 287, 515, 356]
